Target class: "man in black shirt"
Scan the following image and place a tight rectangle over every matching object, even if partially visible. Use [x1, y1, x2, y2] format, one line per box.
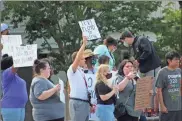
[120, 30, 161, 114]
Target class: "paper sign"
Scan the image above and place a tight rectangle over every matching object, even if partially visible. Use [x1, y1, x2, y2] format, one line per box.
[1, 35, 22, 45]
[79, 18, 101, 40]
[59, 78, 65, 103]
[135, 76, 153, 110]
[12, 44, 37, 67]
[1, 35, 23, 55]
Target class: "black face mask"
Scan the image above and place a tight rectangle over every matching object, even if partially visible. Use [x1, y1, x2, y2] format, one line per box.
[105, 73, 112, 79]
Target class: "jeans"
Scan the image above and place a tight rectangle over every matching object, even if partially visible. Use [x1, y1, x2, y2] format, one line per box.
[1, 108, 25, 121]
[96, 104, 115, 121]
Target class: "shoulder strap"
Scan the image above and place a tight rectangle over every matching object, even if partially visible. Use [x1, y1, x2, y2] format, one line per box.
[123, 80, 134, 105]
[78, 68, 88, 88]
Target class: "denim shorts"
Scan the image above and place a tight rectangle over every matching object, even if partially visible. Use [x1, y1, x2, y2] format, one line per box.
[1, 108, 25, 121]
[96, 104, 115, 121]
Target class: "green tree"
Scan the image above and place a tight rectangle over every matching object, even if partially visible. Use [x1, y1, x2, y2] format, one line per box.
[152, 2, 181, 65]
[2, 1, 162, 71]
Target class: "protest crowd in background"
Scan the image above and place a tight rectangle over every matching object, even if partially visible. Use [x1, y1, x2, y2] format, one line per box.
[0, 21, 182, 121]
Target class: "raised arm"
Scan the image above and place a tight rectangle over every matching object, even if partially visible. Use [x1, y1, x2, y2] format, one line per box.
[72, 36, 87, 72]
[117, 72, 136, 91]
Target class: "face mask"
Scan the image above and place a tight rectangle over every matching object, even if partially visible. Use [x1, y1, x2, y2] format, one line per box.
[111, 48, 117, 53]
[91, 57, 97, 65]
[123, 41, 129, 47]
[105, 73, 112, 79]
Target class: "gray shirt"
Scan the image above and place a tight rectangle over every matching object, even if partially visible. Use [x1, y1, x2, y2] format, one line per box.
[29, 77, 65, 121]
[114, 75, 141, 117]
[156, 67, 181, 111]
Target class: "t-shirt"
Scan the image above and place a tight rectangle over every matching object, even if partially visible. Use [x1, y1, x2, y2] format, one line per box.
[114, 75, 141, 117]
[94, 45, 115, 70]
[155, 67, 181, 111]
[29, 77, 65, 121]
[83, 67, 97, 74]
[1, 67, 28, 108]
[95, 81, 116, 105]
[67, 65, 88, 100]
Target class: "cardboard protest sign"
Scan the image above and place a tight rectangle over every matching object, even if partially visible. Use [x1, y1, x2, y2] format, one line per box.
[1, 35, 22, 55]
[79, 18, 101, 40]
[135, 76, 153, 110]
[12, 44, 37, 67]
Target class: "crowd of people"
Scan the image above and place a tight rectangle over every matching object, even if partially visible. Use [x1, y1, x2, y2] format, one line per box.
[0, 23, 182, 121]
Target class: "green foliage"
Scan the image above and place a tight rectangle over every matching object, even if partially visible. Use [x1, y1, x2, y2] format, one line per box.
[153, 2, 182, 66]
[2, 1, 162, 72]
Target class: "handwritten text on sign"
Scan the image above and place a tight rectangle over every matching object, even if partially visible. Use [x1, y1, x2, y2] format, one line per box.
[135, 76, 153, 110]
[12, 44, 37, 67]
[85, 74, 99, 121]
[1, 35, 22, 45]
[79, 19, 101, 40]
[1, 35, 23, 55]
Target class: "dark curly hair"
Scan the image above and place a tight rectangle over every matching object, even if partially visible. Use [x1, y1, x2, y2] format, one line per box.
[1, 54, 13, 71]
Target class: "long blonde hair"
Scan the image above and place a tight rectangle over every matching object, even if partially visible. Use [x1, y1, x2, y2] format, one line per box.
[96, 64, 110, 84]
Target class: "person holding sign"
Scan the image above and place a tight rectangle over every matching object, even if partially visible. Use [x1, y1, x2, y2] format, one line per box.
[156, 51, 182, 121]
[0, 23, 9, 55]
[67, 36, 94, 121]
[1, 23, 9, 35]
[114, 60, 141, 121]
[94, 36, 117, 70]
[120, 30, 161, 114]
[95, 64, 118, 121]
[1, 54, 28, 121]
[29, 59, 65, 121]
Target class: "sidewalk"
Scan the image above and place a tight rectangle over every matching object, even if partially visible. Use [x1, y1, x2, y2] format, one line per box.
[67, 117, 159, 121]
[147, 116, 159, 121]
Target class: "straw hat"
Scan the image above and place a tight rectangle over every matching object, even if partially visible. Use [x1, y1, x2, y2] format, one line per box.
[84, 49, 95, 58]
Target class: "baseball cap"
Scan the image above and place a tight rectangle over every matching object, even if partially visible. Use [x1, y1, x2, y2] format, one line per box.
[1, 23, 9, 32]
[120, 30, 134, 40]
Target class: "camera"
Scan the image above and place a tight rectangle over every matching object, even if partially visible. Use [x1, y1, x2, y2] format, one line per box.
[87, 91, 92, 106]
[134, 73, 140, 81]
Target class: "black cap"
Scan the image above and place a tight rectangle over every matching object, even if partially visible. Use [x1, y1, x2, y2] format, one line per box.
[120, 30, 134, 40]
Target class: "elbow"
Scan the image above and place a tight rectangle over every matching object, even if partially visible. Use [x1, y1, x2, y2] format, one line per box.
[37, 95, 46, 100]
[100, 95, 108, 101]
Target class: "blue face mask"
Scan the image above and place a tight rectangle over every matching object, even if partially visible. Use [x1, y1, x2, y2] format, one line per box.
[91, 57, 97, 65]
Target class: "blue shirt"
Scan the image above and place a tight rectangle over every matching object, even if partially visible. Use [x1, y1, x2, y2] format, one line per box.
[1, 67, 28, 108]
[94, 45, 115, 70]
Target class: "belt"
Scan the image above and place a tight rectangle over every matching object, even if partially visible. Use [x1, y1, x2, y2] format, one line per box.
[70, 97, 89, 103]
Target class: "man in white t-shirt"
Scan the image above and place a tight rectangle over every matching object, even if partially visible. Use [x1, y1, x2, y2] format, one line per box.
[67, 36, 94, 121]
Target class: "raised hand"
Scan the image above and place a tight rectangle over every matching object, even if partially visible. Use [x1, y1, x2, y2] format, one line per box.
[82, 35, 88, 45]
[54, 84, 61, 92]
